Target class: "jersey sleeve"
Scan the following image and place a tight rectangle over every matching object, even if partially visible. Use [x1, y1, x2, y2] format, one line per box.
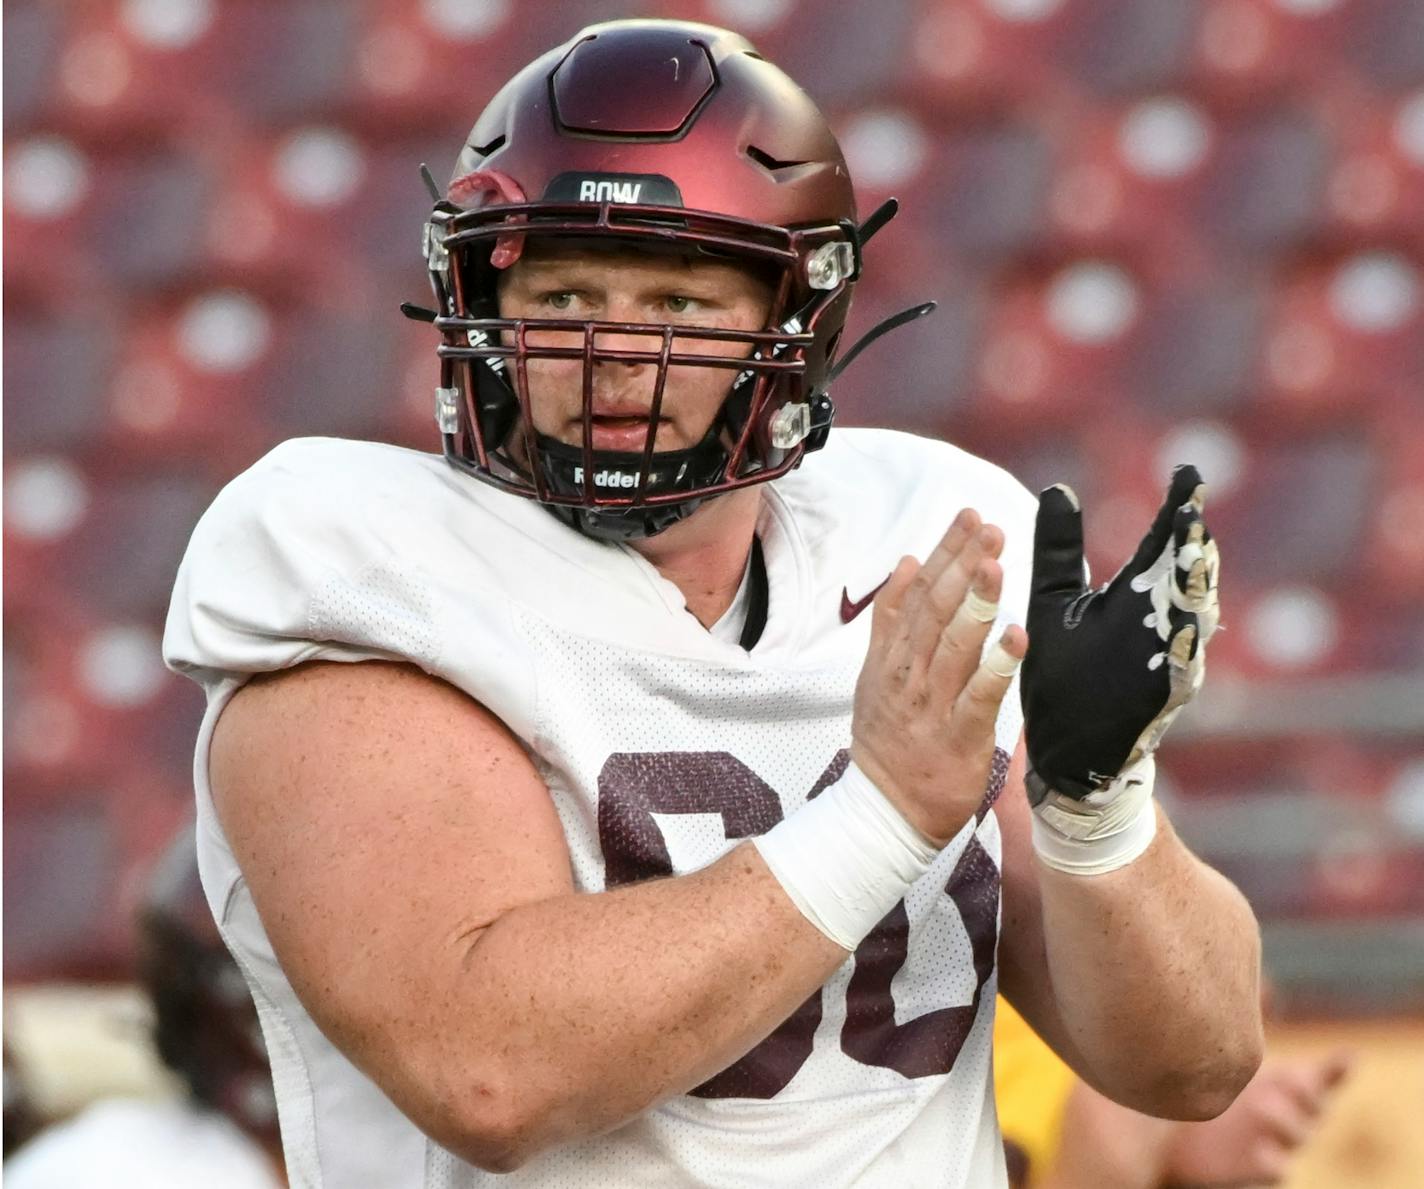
[162, 438, 537, 741]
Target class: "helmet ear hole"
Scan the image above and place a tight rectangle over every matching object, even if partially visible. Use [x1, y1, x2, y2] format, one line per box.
[454, 248, 521, 455]
[471, 361, 519, 447]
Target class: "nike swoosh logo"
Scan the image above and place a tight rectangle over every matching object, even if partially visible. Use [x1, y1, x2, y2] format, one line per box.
[840, 575, 891, 623]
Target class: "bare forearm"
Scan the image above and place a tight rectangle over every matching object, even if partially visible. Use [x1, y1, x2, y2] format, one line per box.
[445, 842, 844, 1166]
[1036, 808, 1263, 1118]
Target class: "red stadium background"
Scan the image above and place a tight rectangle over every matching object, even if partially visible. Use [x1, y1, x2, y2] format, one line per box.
[4, 1, 1422, 1182]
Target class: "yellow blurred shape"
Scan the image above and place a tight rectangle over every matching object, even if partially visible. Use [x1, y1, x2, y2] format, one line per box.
[1267, 1018, 1424, 1189]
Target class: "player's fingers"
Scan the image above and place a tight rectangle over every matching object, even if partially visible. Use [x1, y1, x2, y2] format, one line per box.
[928, 557, 1004, 701]
[1251, 1090, 1316, 1150]
[911, 507, 980, 598]
[1246, 1139, 1293, 1184]
[928, 523, 1001, 618]
[1317, 1049, 1355, 1092]
[1170, 505, 1216, 607]
[1127, 464, 1204, 577]
[1166, 614, 1199, 669]
[868, 555, 921, 657]
[899, 513, 983, 645]
[907, 525, 998, 671]
[1276, 1053, 1354, 1118]
[1185, 518, 1222, 641]
[1030, 484, 1086, 601]
[949, 624, 1026, 746]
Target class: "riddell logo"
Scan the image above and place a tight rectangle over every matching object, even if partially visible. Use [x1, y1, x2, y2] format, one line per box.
[579, 179, 644, 203]
[467, 327, 505, 374]
[571, 466, 638, 488]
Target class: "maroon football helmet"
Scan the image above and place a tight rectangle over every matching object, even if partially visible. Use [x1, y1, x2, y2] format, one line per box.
[411, 19, 906, 540]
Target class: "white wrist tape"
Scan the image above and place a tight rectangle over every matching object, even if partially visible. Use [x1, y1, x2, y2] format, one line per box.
[753, 761, 939, 951]
[1030, 755, 1158, 876]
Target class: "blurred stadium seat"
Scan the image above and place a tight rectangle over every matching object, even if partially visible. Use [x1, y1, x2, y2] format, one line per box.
[963, 258, 1149, 433]
[1363, 406, 1424, 606]
[1254, 249, 1424, 420]
[32, 0, 357, 137]
[97, 290, 285, 471]
[4, 131, 216, 300]
[1, 2, 69, 133]
[1320, 88, 1424, 253]
[692, 0, 920, 111]
[1189, 0, 1359, 98]
[3, 768, 193, 983]
[1342, 0, 1424, 92]
[905, 0, 1081, 111]
[1201, 103, 1332, 256]
[2, 303, 119, 457]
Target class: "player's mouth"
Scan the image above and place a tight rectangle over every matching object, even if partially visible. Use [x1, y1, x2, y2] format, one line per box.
[580, 408, 665, 451]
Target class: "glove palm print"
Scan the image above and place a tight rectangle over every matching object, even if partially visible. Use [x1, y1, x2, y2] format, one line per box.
[1021, 465, 1221, 804]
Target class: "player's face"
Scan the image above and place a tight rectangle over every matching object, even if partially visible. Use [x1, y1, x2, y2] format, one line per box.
[496, 243, 774, 453]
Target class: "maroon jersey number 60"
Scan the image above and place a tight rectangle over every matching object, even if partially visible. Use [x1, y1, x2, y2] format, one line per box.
[597, 748, 1007, 1098]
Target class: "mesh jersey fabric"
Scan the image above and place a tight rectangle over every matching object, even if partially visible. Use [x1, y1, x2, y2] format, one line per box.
[163, 428, 1038, 1188]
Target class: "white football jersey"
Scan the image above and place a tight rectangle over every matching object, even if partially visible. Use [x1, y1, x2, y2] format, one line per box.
[3, 1098, 282, 1189]
[163, 428, 1038, 1189]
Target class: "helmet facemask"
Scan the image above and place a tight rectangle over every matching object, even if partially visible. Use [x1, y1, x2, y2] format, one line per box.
[422, 194, 856, 541]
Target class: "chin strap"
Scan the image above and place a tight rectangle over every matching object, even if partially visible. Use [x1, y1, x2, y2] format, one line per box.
[857, 197, 900, 245]
[818, 197, 937, 387]
[828, 301, 937, 384]
[529, 429, 730, 542]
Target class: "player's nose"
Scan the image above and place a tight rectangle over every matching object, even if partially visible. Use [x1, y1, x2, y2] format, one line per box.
[591, 322, 661, 371]
[588, 368, 660, 413]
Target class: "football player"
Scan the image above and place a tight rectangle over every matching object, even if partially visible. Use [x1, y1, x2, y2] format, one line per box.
[164, 19, 1262, 1187]
[2, 826, 283, 1188]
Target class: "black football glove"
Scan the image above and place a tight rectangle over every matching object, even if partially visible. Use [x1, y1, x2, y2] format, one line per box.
[1021, 465, 1220, 805]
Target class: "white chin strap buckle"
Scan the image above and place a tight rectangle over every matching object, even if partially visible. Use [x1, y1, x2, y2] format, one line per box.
[805, 240, 854, 290]
[434, 386, 461, 434]
[769, 402, 812, 449]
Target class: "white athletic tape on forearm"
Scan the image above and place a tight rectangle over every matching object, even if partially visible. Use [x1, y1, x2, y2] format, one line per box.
[1030, 755, 1158, 876]
[754, 761, 938, 951]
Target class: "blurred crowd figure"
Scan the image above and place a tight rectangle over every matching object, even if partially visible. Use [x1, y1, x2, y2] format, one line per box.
[3, 1042, 43, 1159]
[995, 998, 1352, 1189]
[3, 824, 284, 1187]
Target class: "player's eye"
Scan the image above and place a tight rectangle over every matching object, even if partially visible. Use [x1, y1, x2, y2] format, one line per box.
[665, 294, 696, 315]
[545, 291, 576, 311]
